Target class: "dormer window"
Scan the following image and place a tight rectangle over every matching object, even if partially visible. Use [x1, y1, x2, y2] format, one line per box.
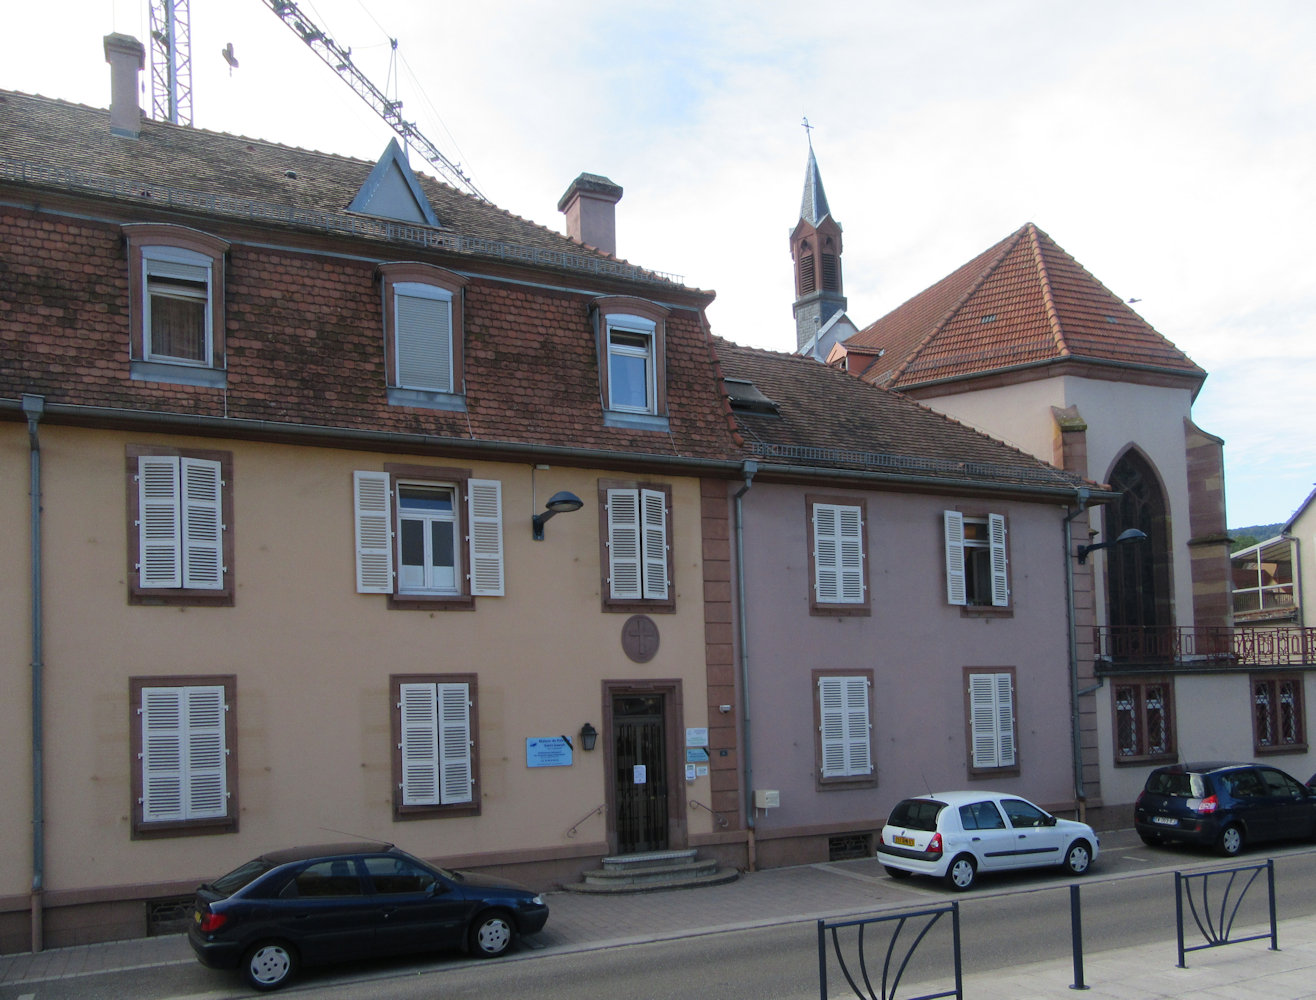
[124, 224, 229, 388]
[592, 296, 670, 431]
[378, 262, 469, 412]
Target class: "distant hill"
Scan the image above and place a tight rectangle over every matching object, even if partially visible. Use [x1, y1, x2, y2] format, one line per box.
[1229, 523, 1284, 552]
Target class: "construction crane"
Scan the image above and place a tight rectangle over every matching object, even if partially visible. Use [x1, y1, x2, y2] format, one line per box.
[261, 0, 487, 201]
[149, 0, 193, 125]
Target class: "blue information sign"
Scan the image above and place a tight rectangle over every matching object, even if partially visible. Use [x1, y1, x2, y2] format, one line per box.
[526, 736, 574, 768]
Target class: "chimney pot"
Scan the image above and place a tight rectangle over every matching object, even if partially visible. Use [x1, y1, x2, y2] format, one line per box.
[103, 33, 146, 138]
[558, 173, 623, 257]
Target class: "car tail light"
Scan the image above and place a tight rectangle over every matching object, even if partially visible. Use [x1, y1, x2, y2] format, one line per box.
[199, 911, 228, 934]
[926, 833, 943, 858]
[1194, 795, 1219, 815]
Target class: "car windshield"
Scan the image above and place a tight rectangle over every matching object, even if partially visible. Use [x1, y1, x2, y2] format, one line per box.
[210, 858, 276, 896]
[1146, 771, 1206, 798]
[888, 799, 945, 831]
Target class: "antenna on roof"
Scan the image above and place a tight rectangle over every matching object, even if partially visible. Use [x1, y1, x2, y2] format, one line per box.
[260, 0, 488, 202]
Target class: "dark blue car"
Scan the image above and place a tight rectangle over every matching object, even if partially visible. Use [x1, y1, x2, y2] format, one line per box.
[188, 842, 549, 991]
[1134, 762, 1316, 857]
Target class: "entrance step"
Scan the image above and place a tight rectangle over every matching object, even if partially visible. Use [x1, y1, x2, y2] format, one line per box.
[564, 849, 739, 894]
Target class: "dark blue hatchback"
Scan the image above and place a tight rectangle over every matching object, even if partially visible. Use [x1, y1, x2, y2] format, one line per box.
[1134, 762, 1316, 857]
[188, 842, 549, 991]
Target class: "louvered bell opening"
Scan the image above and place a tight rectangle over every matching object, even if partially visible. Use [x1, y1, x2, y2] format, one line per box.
[798, 253, 816, 295]
[821, 253, 840, 292]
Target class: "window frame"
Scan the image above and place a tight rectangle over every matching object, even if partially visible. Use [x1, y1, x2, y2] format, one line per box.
[378, 262, 469, 411]
[806, 495, 870, 616]
[354, 464, 504, 609]
[126, 445, 235, 606]
[390, 674, 480, 819]
[1112, 677, 1176, 765]
[1252, 674, 1307, 755]
[944, 510, 1010, 612]
[124, 224, 228, 387]
[963, 667, 1019, 777]
[813, 669, 876, 789]
[592, 296, 670, 429]
[597, 479, 675, 613]
[129, 675, 238, 838]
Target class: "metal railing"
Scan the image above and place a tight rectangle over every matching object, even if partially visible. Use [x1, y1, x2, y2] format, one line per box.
[817, 903, 962, 1000]
[1175, 860, 1277, 968]
[1094, 626, 1316, 667]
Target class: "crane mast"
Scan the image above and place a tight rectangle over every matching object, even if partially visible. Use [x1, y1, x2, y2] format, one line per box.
[262, 0, 486, 201]
[149, 0, 193, 125]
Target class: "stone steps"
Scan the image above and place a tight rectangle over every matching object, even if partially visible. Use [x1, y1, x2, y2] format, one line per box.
[565, 849, 740, 894]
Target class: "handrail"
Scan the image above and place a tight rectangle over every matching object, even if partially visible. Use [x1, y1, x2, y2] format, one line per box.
[564, 804, 605, 839]
[1094, 625, 1316, 667]
[688, 798, 730, 829]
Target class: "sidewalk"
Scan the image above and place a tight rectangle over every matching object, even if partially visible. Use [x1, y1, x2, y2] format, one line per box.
[4, 835, 1315, 998]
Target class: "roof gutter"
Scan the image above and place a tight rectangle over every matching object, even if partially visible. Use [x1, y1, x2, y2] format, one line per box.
[889, 354, 1207, 398]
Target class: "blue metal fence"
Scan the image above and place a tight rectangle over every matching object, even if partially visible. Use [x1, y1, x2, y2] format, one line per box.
[817, 903, 962, 1000]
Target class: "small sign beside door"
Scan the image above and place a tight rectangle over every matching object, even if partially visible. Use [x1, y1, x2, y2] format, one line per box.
[633, 764, 647, 784]
[526, 737, 573, 768]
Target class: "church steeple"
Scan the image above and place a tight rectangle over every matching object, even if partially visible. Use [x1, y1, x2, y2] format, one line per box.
[790, 131, 846, 353]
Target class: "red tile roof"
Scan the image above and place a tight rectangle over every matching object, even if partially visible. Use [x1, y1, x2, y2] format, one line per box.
[843, 223, 1205, 391]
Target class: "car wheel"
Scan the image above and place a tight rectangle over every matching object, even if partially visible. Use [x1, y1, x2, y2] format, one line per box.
[242, 941, 297, 992]
[883, 865, 913, 879]
[1063, 839, 1093, 875]
[944, 854, 977, 892]
[1217, 824, 1244, 857]
[470, 911, 516, 958]
[1138, 832, 1162, 847]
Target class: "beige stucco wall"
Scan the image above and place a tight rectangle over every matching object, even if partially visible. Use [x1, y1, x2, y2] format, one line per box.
[1291, 500, 1315, 626]
[1, 422, 713, 898]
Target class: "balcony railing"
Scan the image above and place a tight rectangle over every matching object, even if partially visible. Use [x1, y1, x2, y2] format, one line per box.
[1093, 626, 1316, 668]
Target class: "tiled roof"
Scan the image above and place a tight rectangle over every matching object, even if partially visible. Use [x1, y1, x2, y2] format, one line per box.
[714, 338, 1099, 494]
[843, 223, 1204, 390]
[0, 90, 688, 289]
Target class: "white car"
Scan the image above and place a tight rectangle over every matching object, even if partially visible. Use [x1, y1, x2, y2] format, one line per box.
[876, 791, 1099, 891]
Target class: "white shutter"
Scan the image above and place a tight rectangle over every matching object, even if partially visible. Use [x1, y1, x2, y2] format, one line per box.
[466, 479, 504, 597]
[354, 471, 394, 594]
[138, 456, 182, 588]
[399, 683, 440, 806]
[184, 686, 228, 817]
[969, 672, 1015, 768]
[180, 458, 223, 589]
[438, 683, 473, 804]
[988, 513, 1009, 607]
[814, 503, 864, 604]
[395, 288, 452, 392]
[141, 685, 227, 821]
[607, 489, 642, 599]
[819, 675, 872, 777]
[640, 488, 668, 599]
[944, 510, 967, 606]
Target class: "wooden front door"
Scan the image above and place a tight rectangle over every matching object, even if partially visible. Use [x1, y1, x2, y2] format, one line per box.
[612, 693, 668, 854]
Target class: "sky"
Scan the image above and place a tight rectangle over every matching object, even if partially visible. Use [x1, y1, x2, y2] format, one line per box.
[3, 0, 1313, 527]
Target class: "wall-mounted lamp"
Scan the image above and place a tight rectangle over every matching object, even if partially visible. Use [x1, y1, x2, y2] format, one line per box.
[579, 722, 598, 751]
[532, 490, 584, 540]
[1076, 527, 1147, 564]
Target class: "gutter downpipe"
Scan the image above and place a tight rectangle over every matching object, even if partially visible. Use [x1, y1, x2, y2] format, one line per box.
[23, 394, 45, 953]
[1064, 488, 1092, 822]
[732, 460, 757, 871]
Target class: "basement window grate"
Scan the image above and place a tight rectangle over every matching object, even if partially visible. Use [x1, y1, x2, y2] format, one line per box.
[147, 896, 194, 936]
[828, 833, 872, 861]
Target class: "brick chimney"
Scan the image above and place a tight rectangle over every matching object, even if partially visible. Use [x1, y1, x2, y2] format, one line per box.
[557, 173, 623, 257]
[103, 33, 145, 138]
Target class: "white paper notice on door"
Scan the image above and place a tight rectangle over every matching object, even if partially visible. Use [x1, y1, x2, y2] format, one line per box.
[633, 764, 647, 784]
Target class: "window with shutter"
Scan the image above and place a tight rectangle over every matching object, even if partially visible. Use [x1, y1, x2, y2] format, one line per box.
[966, 670, 1017, 773]
[355, 466, 504, 607]
[944, 510, 1010, 609]
[601, 482, 674, 611]
[131, 676, 236, 836]
[808, 497, 869, 615]
[392, 675, 479, 816]
[815, 672, 875, 785]
[379, 263, 469, 411]
[128, 446, 233, 605]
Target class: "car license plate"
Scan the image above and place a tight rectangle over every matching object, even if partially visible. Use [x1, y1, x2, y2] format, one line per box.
[1152, 816, 1177, 826]
[894, 835, 916, 847]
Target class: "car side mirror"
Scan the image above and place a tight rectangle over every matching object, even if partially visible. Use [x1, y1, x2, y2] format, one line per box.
[1044, 815, 1057, 827]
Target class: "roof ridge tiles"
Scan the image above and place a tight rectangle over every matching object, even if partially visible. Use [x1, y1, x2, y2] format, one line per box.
[1026, 223, 1072, 359]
